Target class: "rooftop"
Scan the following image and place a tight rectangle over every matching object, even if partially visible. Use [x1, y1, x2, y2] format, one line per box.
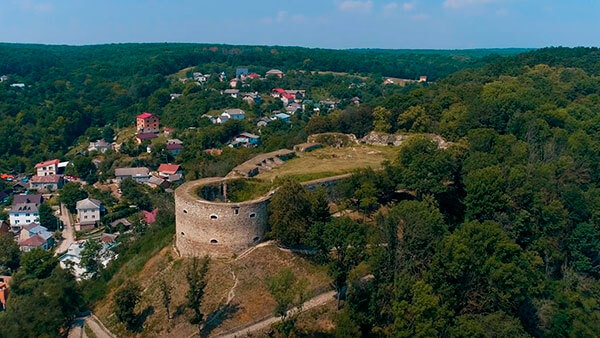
[76, 198, 102, 210]
[137, 112, 154, 119]
[158, 164, 181, 174]
[30, 175, 62, 184]
[34, 159, 59, 168]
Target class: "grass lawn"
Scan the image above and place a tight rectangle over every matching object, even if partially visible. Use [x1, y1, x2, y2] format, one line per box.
[116, 126, 136, 144]
[94, 244, 331, 337]
[256, 145, 397, 183]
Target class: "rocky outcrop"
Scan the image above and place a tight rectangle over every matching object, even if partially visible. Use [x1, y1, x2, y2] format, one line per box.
[307, 133, 359, 148]
[360, 131, 451, 149]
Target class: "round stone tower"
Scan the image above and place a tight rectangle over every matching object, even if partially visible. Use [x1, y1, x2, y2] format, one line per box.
[175, 177, 270, 258]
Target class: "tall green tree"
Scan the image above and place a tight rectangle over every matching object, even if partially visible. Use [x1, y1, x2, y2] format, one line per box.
[268, 180, 313, 247]
[186, 256, 210, 326]
[114, 281, 142, 330]
[0, 232, 20, 275]
[268, 269, 308, 337]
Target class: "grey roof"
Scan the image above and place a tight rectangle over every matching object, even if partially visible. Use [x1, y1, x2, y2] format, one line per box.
[147, 175, 166, 186]
[224, 89, 239, 94]
[239, 132, 260, 139]
[266, 69, 283, 74]
[13, 194, 43, 205]
[76, 198, 102, 210]
[224, 108, 245, 116]
[10, 203, 39, 214]
[115, 167, 150, 177]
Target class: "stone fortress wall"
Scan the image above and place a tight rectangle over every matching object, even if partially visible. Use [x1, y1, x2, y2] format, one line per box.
[175, 172, 351, 258]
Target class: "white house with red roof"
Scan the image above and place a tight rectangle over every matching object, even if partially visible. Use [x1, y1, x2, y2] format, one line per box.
[157, 164, 182, 178]
[136, 112, 160, 133]
[35, 159, 59, 176]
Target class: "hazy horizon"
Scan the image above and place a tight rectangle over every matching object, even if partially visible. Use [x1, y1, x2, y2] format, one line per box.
[0, 0, 598, 49]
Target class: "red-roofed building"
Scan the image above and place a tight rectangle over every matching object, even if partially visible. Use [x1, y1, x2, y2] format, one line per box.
[142, 209, 158, 224]
[248, 73, 261, 80]
[281, 93, 295, 105]
[34, 159, 60, 176]
[158, 164, 182, 178]
[137, 112, 160, 133]
[271, 88, 287, 98]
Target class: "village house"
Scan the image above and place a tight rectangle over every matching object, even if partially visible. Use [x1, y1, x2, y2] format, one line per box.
[114, 167, 150, 183]
[223, 88, 240, 98]
[230, 132, 260, 148]
[10, 83, 25, 89]
[247, 73, 261, 80]
[229, 78, 239, 88]
[9, 204, 39, 229]
[170, 93, 182, 100]
[88, 139, 112, 153]
[146, 175, 167, 189]
[135, 132, 158, 144]
[217, 108, 245, 124]
[136, 112, 160, 133]
[257, 117, 271, 127]
[29, 175, 64, 192]
[0, 276, 10, 311]
[266, 69, 284, 78]
[142, 209, 158, 224]
[0, 75, 8, 82]
[35, 159, 59, 176]
[419, 75, 428, 83]
[75, 198, 103, 231]
[281, 92, 295, 105]
[166, 139, 183, 155]
[273, 112, 291, 123]
[271, 88, 287, 98]
[18, 223, 54, 252]
[157, 164, 182, 178]
[286, 103, 302, 114]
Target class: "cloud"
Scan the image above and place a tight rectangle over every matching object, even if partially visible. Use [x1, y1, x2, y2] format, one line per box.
[443, 0, 495, 9]
[337, 1, 374, 13]
[383, 2, 398, 11]
[403, 1, 417, 11]
[15, 0, 53, 13]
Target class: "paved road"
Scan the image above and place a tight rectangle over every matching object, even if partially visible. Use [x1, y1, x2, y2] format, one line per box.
[215, 290, 337, 338]
[68, 314, 115, 338]
[55, 203, 75, 255]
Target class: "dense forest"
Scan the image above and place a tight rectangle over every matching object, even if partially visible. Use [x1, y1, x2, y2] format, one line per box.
[263, 47, 600, 336]
[2, 44, 600, 337]
[0, 43, 517, 173]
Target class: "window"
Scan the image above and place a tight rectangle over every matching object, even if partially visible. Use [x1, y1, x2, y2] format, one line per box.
[180, 232, 185, 236]
[210, 214, 218, 220]
[249, 213, 256, 218]
[210, 239, 218, 244]
[25, 213, 30, 217]
[183, 209, 188, 214]
[234, 208, 239, 215]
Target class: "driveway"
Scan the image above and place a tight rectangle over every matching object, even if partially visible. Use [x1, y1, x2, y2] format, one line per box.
[55, 203, 75, 255]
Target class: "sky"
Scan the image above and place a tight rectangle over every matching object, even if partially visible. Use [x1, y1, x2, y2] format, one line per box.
[0, 0, 599, 49]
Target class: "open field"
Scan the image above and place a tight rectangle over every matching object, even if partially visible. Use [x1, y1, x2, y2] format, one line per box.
[94, 243, 331, 337]
[256, 145, 397, 182]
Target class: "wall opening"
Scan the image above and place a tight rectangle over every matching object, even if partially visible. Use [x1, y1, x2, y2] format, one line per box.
[210, 214, 218, 220]
[181, 232, 185, 236]
[183, 209, 188, 214]
[210, 239, 218, 244]
[249, 213, 256, 218]
[234, 208, 239, 215]
[253, 236, 260, 242]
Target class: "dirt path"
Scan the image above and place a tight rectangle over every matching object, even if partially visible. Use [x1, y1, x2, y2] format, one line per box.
[55, 203, 75, 255]
[85, 314, 116, 338]
[214, 290, 337, 338]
